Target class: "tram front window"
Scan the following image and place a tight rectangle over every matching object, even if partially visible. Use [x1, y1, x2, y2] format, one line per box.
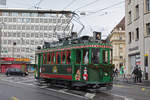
[103, 50, 108, 64]
[83, 49, 89, 64]
[92, 48, 100, 64]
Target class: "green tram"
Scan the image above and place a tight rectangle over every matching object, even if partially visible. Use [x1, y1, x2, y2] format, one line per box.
[35, 36, 114, 90]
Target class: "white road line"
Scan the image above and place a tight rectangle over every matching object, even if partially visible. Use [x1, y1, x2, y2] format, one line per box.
[85, 93, 96, 99]
[110, 93, 134, 100]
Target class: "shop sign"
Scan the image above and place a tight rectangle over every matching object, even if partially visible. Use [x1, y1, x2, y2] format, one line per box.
[1, 57, 14, 61]
[136, 61, 141, 65]
[15, 58, 30, 62]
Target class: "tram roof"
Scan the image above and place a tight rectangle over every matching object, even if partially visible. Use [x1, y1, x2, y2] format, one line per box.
[36, 42, 112, 54]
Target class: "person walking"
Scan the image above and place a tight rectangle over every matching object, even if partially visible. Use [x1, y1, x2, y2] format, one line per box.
[132, 67, 138, 83]
[114, 68, 118, 77]
[137, 67, 142, 83]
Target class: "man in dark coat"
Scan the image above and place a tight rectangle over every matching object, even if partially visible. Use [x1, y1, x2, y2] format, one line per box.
[132, 67, 138, 83]
[137, 67, 142, 83]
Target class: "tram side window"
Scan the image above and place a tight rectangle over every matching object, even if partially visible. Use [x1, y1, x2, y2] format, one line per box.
[76, 49, 81, 64]
[103, 50, 108, 64]
[47, 53, 50, 64]
[83, 49, 89, 64]
[110, 49, 113, 64]
[61, 51, 65, 64]
[43, 53, 46, 64]
[66, 51, 71, 64]
[40, 54, 43, 65]
[92, 48, 100, 64]
[56, 52, 61, 64]
[51, 52, 55, 64]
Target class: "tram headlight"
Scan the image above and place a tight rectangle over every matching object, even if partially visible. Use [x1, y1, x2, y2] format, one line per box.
[104, 73, 108, 76]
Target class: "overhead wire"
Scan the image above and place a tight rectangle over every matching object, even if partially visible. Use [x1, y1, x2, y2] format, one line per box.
[74, 0, 101, 11]
[63, 0, 78, 10]
[80, 0, 125, 18]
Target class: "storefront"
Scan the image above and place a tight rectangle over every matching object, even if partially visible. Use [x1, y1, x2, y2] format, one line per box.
[0, 57, 30, 73]
[129, 54, 141, 72]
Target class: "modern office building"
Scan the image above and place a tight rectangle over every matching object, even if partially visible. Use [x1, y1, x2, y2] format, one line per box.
[125, 0, 150, 79]
[0, 8, 73, 64]
[109, 17, 126, 70]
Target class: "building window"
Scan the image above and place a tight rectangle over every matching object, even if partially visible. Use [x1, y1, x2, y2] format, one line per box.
[128, 0, 131, 4]
[128, 11, 132, 24]
[13, 18, 17, 22]
[53, 19, 56, 23]
[12, 12, 18, 16]
[129, 32, 132, 43]
[3, 40, 7, 44]
[136, 28, 139, 40]
[13, 33, 16, 37]
[2, 12, 9, 16]
[119, 36, 122, 40]
[31, 33, 34, 37]
[8, 18, 12, 22]
[30, 40, 34, 45]
[146, 23, 150, 35]
[146, 0, 150, 12]
[135, 5, 139, 19]
[40, 33, 43, 38]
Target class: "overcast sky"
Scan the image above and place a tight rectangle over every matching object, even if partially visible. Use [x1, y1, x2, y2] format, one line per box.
[0, 0, 125, 38]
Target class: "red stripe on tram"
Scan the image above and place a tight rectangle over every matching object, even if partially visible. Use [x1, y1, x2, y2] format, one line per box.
[40, 73, 72, 80]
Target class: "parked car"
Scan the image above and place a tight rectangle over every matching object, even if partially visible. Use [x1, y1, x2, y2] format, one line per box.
[5, 68, 28, 77]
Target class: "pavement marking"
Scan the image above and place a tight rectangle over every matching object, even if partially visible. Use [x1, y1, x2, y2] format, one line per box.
[46, 88, 89, 100]
[111, 94, 134, 100]
[141, 88, 145, 91]
[11, 96, 20, 100]
[84, 93, 96, 99]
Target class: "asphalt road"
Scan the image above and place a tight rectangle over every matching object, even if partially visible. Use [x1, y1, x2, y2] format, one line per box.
[0, 74, 150, 100]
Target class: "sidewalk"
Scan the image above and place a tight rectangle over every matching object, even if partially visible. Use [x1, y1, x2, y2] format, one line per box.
[113, 76, 150, 88]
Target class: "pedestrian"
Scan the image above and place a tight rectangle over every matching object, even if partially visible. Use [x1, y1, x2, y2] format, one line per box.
[137, 67, 142, 83]
[132, 67, 138, 83]
[115, 68, 118, 77]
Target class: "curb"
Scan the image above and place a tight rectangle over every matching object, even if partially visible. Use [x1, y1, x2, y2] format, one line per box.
[114, 80, 150, 89]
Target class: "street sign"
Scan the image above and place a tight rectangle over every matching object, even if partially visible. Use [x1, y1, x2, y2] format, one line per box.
[144, 54, 148, 56]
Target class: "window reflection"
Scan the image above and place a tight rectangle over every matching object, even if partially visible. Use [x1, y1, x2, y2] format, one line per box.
[92, 48, 100, 64]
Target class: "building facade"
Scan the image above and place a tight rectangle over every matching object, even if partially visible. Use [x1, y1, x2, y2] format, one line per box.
[125, 0, 150, 79]
[109, 17, 126, 70]
[0, 8, 72, 64]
